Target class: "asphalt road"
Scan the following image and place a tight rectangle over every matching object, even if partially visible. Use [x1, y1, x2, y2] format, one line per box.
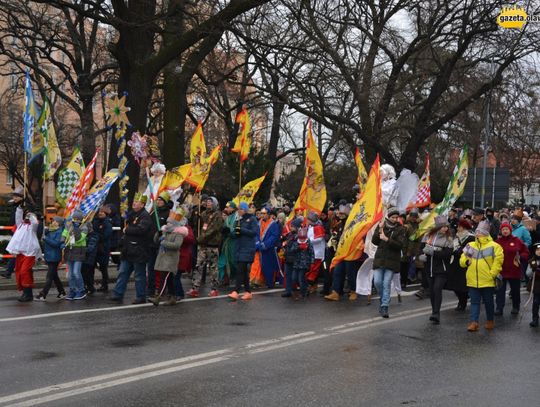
[0, 282, 538, 407]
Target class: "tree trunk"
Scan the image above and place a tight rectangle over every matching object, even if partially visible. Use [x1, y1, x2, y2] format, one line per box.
[80, 96, 96, 165]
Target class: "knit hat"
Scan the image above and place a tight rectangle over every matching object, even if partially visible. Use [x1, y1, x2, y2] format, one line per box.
[307, 211, 319, 223]
[387, 207, 400, 218]
[238, 201, 249, 212]
[472, 207, 485, 216]
[475, 220, 491, 236]
[433, 215, 449, 228]
[158, 191, 171, 203]
[71, 209, 84, 221]
[207, 196, 219, 210]
[226, 201, 237, 210]
[133, 192, 148, 204]
[52, 216, 65, 226]
[458, 218, 473, 230]
[500, 222, 512, 232]
[291, 216, 304, 229]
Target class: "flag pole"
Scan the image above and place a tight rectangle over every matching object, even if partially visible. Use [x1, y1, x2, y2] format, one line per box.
[23, 153, 28, 202]
[239, 160, 242, 193]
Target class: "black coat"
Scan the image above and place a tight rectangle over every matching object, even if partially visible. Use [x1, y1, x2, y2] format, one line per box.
[445, 234, 475, 292]
[372, 223, 407, 273]
[120, 209, 153, 263]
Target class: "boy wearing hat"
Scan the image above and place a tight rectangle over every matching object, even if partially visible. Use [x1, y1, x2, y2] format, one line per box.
[61, 209, 88, 300]
[305, 211, 326, 294]
[460, 220, 504, 331]
[35, 216, 67, 300]
[110, 193, 153, 304]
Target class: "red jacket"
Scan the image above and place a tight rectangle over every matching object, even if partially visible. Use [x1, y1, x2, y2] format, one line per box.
[177, 225, 195, 273]
[495, 235, 529, 279]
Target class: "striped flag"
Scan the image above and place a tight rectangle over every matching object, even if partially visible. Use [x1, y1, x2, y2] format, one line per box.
[407, 155, 431, 210]
[64, 150, 98, 218]
[79, 169, 119, 221]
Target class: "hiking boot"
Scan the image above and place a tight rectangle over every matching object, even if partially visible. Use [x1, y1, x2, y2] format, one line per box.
[530, 318, 539, 327]
[349, 292, 358, 301]
[186, 288, 199, 298]
[149, 296, 161, 306]
[163, 296, 177, 306]
[467, 321, 479, 332]
[380, 306, 389, 318]
[228, 291, 240, 300]
[324, 290, 340, 301]
[511, 308, 519, 315]
[484, 320, 494, 330]
[429, 314, 440, 324]
[18, 289, 33, 302]
[208, 289, 219, 297]
[241, 292, 253, 301]
[494, 309, 503, 316]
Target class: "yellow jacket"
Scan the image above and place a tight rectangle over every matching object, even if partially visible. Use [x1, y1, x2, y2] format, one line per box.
[459, 235, 503, 288]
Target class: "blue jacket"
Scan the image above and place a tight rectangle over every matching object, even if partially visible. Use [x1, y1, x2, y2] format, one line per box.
[234, 213, 259, 263]
[93, 217, 113, 256]
[512, 223, 532, 247]
[43, 227, 64, 263]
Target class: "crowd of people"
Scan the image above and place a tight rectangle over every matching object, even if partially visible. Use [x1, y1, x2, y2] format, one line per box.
[2, 185, 540, 331]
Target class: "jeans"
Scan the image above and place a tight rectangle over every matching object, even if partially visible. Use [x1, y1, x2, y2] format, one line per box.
[284, 263, 293, 294]
[4, 257, 15, 277]
[469, 287, 495, 322]
[113, 260, 147, 300]
[332, 260, 361, 294]
[495, 278, 521, 311]
[292, 267, 308, 296]
[373, 268, 394, 307]
[428, 274, 448, 316]
[146, 248, 158, 296]
[42, 261, 65, 296]
[175, 273, 185, 298]
[67, 261, 84, 296]
[235, 262, 251, 293]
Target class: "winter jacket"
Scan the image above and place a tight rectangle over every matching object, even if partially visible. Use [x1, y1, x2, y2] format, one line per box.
[154, 225, 185, 274]
[308, 222, 326, 260]
[107, 205, 122, 249]
[93, 217, 113, 257]
[528, 256, 540, 295]
[283, 230, 298, 264]
[421, 231, 454, 277]
[149, 206, 171, 248]
[512, 223, 532, 247]
[42, 227, 64, 263]
[178, 225, 195, 272]
[62, 223, 88, 262]
[459, 235, 504, 288]
[233, 213, 259, 263]
[288, 238, 315, 271]
[446, 232, 475, 293]
[495, 235, 529, 279]
[486, 216, 500, 241]
[372, 222, 407, 273]
[120, 208, 153, 263]
[84, 226, 100, 265]
[197, 209, 223, 247]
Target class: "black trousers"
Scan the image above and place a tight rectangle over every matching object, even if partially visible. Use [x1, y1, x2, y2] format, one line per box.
[455, 290, 468, 308]
[158, 271, 175, 296]
[428, 274, 448, 316]
[42, 261, 65, 296]
[96, 254, 109, 287]
[533, 293, 540, 319]
[82, 263, 95, 292]
[236, 262, 251, 293]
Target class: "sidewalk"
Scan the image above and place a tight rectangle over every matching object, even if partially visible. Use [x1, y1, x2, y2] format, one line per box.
[0, 263, 123, 291]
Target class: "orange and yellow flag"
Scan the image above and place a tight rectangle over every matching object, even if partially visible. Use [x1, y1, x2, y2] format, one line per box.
[233, 173, 266, 206]
[291, 122, 326, 215]
[231, 106, 252, 163]
[189, 121, 206, 168]
[158, 164, 192, 196]
[185, 145, 221, 192]
[355, 147, 368, 191]
[330, 155, 384, 269]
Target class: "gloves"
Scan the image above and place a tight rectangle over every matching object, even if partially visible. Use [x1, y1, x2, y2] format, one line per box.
[423, 245, 434, 256]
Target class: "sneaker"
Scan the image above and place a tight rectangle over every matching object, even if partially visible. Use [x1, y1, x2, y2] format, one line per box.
[186, 288, 199, 298]
[429, 314, 440, 324]
[241, 292, 253, 300]
[74, 292, 87, 300]
[57, 292, 66, 299]
[380, 306, 389, 318]
[208, 290, 219, 297]
[65, 294, 75, 301]
[228, 291, 240, 300]
[35, 293, 46, 301]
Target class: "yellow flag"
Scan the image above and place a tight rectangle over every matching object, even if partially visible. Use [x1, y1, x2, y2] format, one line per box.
[39, 100, 62, 180]
[190, 121, 206, 169]
[185, 145, 221, 192]
[233, 173, 266, 206]
[158, 164, 191, 195]
[291, 122, 326, 215]
[330, 155, 383, 269]
[411, 145, 469, 240]
[231, 106, 251, 163]
[355, 147, 368, 190]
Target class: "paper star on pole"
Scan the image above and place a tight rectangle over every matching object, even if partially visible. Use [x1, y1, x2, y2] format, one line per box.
[105, 94, 131, 128]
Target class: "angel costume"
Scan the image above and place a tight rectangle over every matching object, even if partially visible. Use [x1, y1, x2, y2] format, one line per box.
[144, 163, 166, 212]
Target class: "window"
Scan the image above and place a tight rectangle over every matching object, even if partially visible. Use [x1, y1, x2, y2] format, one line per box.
[6, 171, 13, 185]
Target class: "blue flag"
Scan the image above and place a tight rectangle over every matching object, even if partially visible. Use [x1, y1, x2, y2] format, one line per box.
[23, 71, 43, 161]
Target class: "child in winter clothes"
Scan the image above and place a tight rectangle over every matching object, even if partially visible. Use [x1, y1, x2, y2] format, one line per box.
[36, 216, 66, 300]
[527, 243, 540, 327]
[282, 216, 303, 298]
[62, 210, 88, 300]
[6, 207, 42, 302]
[287, 224, 315, 299]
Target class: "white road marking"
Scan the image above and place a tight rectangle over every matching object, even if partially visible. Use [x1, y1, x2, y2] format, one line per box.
[0, 301, 457, 406]
[0, 288, 284, 323]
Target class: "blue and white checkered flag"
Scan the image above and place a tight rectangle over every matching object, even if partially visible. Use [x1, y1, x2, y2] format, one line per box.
[78, 169, 119, 220]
